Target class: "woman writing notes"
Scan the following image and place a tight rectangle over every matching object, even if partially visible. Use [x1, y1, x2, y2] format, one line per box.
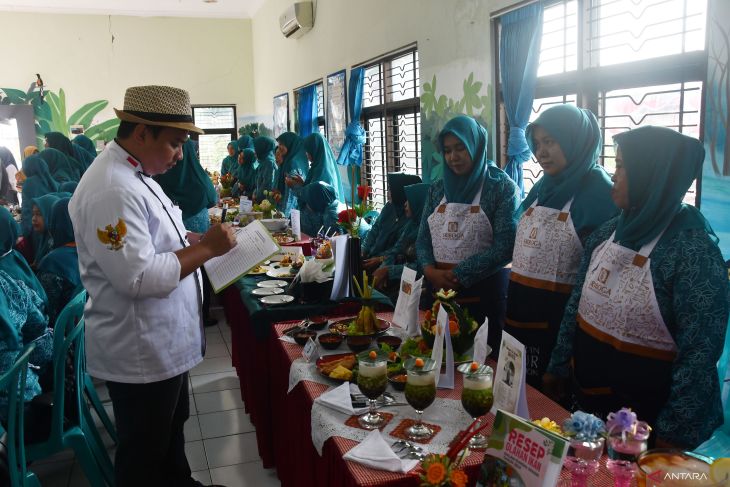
[416, 116, 520, 354]
[545, 126, 728, 449]
[504, 105, 617, 388]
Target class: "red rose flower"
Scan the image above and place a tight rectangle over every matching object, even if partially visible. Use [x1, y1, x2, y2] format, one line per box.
[337, 209, 357, 223]
[357, 185, 371, 200]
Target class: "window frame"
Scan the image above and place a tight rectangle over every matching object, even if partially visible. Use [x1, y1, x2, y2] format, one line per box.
[191, 104, 238, 174]
[493, 0, 709, 206]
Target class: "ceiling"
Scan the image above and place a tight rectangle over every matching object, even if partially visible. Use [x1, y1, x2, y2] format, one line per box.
[0, 0, 268, 19]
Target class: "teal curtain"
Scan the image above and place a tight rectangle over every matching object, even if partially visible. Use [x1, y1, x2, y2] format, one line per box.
[499, 2, 543, 198]
[297, 85, 319, 137]
[336, 67, 366, 204]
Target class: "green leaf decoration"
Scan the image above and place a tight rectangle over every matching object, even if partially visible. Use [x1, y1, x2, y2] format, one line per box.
[68, 100, 109, 128]
[434, 94, 448, 117]
[0, 88, 29, 104]
[45, 90, 69, 135]
[85, 118, 120, 141]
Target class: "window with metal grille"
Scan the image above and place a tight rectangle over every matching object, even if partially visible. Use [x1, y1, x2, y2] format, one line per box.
[293, 81, 325, 135]
[192, 105, 237, 173]
[495, 0, 708, 206]
[360, 47, 421, 209]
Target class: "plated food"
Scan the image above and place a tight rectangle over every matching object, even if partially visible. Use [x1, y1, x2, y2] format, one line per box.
[317, 353, 357, 382]
[248, 264, 271, 275]
[328, 318, 391, 337]
[273, 234, 295, 245]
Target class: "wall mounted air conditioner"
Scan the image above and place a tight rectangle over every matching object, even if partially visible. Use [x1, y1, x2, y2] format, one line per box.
[279, 2, 314, 39]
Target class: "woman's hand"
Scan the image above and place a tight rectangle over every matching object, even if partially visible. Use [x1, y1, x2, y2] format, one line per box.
[285, 175, 304, 187]
[372, 267, 389, 290]
[363, 257, 383, 272]
[186, 232, 203, 245]
[424, 266, 459, 291]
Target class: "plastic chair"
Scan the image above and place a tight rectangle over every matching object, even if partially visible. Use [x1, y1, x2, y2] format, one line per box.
[0, 342, 41, 487]
[25, 291, 114, 486]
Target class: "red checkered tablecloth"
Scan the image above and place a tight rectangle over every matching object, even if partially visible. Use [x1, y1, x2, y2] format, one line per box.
[268, 315, 617, 487]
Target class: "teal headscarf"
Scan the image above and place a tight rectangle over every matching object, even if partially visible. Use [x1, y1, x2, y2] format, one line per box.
[39, 148, 79, 183]
[154, 139, 217, 220]
[0, 282, 20, 351]
[254, 137, 278, 202]
[38, 198, 80, 288]
[0, 207, 48, 308]
[237, 135, 255, 151]
[72, 135, 96, 157]
[30, 193, 61, 266]
[72, 144, 94, 172]
[220, 140, 239, 177]
[303, 133, 343, 200]
[45, 132, 84, 179]
[613, 126, 709, 250]
[276, 132, 310, 214]
[438, 116, 495, 204]
[404, 183, 430, 223]
[233, 149, 259, 194]
[520, 104, 616, 233]
[59, 181, 78, 194]
[20, 155, 59, 235]
[388, 172, 422, 218]
[299, 181, 337, 212]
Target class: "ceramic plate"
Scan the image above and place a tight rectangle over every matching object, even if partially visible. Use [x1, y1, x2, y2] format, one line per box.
[257, 280, 288, 288]
[328, 318, 391, 337]
[259, 294, 294, 305]
[266, 268, 296, 279]
[275, 236, 295, 245]
[251, 287, 284, 296]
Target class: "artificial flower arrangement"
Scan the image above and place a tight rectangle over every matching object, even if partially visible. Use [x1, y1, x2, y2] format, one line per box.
[531, 417, 564, 436]
[253, 190, 283, 219]
[337, 185, 374, 237]
[417, 417, 490, 487]
[219, 172, 234, 197]
[605, 407, 651, 457]
[562, 411, 606, 441]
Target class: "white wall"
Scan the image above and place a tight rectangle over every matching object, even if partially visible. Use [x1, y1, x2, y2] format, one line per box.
[251, 0, 495, 117]
[0, 12, 255, 126]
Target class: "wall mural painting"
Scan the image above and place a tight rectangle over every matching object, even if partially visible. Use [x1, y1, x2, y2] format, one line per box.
[420, 72, 493, 183]
[0, 86, 119, 149]
[701, 11, 730, 261]
[273, 93, 290, 138]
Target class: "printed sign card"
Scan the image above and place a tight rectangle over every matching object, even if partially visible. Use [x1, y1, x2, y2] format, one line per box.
[290, 209, 302, 240]
[492, 331, 529, 419]
[431, 305, 454, 389]
[392, 266, 423, 335]
[472, 317, 490, 364]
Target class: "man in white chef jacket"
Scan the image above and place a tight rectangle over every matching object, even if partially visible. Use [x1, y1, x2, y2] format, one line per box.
[69, 85, 234, 487]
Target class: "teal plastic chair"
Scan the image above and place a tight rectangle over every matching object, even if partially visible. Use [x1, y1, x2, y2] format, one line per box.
[0, 342, 41, 487]
[25, 291, 114, 486]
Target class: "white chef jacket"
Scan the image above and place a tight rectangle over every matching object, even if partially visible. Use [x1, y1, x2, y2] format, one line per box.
[69, 140, 204, 383]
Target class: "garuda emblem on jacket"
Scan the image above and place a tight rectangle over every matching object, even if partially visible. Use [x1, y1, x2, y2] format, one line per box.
[97, 219, 127, 251]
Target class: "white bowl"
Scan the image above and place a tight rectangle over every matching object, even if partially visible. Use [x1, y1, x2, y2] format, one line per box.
[261, 218, 288, 232]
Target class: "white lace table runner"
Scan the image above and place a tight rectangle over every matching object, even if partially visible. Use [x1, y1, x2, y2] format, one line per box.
[310, 391, 474, 456]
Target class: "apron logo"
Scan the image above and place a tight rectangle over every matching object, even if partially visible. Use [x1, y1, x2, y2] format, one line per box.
[598, 268, 610, 284]
[401, 281, 412, 295]
[529, 227, 538, 239]
[448, 221, 459, 232]
[522, 226, 542, 249]
[589, 267, 612, 297]
[97, 219, 127, 251]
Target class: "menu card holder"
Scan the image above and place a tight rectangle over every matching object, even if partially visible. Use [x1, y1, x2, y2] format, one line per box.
[392, 267, 423, 336]
[491, 331, 529, 419]
[431, 306, 454, 389]
[290, 208, 301, 240]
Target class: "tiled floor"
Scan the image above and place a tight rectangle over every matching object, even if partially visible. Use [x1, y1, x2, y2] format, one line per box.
[32, 306, 281, 487]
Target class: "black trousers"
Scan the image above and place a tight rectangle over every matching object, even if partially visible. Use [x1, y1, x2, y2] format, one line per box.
[107, 372, 198, 487]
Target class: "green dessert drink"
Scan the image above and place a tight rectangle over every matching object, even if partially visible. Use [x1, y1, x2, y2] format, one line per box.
[404, 360, 437, 441]
[357, 351, 388, 430]
[461, 363, 493, 448]
[405, 381, 437, 411]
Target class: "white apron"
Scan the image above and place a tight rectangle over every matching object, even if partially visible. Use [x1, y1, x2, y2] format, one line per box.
[510, 198, 583, 294]
[576, 229, 677, 362]
[427, 180, 492, 266]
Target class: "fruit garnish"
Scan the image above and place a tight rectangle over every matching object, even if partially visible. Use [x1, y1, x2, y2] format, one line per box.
[415, 358, 425, 367]
[470, 362, 479, 372]
[368, 350, 377, 359]
[448, 320, 459, 335]
[388, 351, 398, 362]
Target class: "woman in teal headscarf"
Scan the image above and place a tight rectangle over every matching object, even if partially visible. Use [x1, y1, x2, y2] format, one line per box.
[39, 148, 79, 183]
[416, 115, 520, 354]
[372, 182, 430, 299]
[276, 132, 309, 216]
[253, 136, 278, 202]
[154, 139, 217, 233]
[29, 193, 63, 269]
[45, 132, 85, 178]
[0, 207, 48, 309]
[232, 148, 259, 198]
[546, 126, 728, 449]
[20, 155, 59, 236]
[72, 134, 97, 158]
[220, 140, 239, 178]
[37, 198, 80, 327]
[291, 133, 343, 203]
[298, 181, 340, 237]
[59, 181, 78, 194]
[504, 105, 617, 388]
[362, 172, 422, 267]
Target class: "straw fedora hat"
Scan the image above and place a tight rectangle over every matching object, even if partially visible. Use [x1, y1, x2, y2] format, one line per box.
[114, 85, 204, 134]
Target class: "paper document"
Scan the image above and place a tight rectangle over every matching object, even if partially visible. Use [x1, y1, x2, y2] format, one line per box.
[203, 220, 280, 293]
[290, 209, 301, 240]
